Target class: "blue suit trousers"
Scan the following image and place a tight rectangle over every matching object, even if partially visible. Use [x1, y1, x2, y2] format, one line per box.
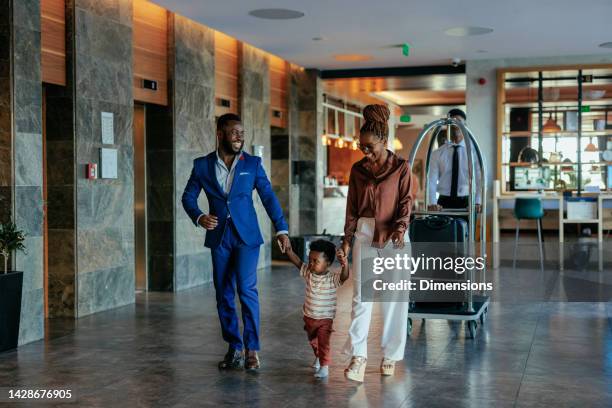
[211, 218, 260, 351]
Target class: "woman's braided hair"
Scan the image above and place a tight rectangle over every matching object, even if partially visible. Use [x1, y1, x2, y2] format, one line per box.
[360, 104, 390, 141]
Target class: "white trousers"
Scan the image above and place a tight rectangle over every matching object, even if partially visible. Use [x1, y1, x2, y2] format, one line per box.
[343, 218, 410, 361]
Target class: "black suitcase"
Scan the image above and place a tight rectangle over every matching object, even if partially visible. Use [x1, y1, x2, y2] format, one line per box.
[409, 215, 468, 243]
[409, 215, 469, 306]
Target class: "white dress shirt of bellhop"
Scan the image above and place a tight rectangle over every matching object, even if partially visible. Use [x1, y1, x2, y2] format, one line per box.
[427, 140, 482, 204]
[196, 150, 288, 236]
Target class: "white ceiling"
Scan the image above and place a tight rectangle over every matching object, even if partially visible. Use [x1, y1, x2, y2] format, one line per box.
[153, 0, 612, 70]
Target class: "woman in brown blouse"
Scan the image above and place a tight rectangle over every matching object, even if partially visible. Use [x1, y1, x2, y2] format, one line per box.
[336, 104, 415, 383]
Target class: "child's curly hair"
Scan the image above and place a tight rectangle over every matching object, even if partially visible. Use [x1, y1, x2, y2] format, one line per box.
[309, 240, 336, 264]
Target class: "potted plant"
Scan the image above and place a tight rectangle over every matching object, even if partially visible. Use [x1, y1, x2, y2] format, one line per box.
[0, 221, 26, 352]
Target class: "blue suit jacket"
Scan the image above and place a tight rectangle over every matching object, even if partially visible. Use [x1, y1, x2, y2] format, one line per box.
[181, 151, 289, 249]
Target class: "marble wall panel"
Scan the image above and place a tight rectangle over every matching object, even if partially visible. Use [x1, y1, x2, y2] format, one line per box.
[289, 68, 324, 236]
[74, 0, 135, 317]
[10, 0, 45, 345]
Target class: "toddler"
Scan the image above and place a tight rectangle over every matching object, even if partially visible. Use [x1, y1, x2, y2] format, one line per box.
[285, 239, 349, 378]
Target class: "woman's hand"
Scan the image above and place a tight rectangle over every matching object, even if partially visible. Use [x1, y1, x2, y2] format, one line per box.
[390, 230, 405, 249]
[337, 241, 351, 264]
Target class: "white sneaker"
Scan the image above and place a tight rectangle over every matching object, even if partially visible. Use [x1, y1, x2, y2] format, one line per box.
[312, 357, 320, 371]
[314, 366, 329, 378]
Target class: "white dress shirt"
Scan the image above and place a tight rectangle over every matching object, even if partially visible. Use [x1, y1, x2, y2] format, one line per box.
[427, 140, 482, 204]
[197, 150, 288, 236]
[215, 150, 241, 195]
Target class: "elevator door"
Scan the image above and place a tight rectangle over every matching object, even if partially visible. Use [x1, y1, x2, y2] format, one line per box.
[133, 105, 147, 291]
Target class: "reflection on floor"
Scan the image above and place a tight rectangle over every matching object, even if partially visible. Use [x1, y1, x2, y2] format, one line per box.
[1, 262, 611, 407]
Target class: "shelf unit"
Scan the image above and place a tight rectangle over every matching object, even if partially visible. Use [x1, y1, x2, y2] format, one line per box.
[497, 64, 612, 194]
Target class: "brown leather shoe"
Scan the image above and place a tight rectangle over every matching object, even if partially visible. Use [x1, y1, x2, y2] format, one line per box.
[244, 350, 260, 371]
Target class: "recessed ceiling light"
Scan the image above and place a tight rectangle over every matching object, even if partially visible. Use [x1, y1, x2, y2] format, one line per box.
[599, 42, 612, 48]
[312, 36, 325, 41]
[333, 54, 373, 62]
[248, 9, 304, 20]
[445, 26, 494, 37]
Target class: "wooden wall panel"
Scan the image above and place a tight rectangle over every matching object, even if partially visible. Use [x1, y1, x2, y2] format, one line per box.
[269, 54, 287, 128]
[41, 0, 66, 86]
[133, 0, 168, 106]
[215, 31, 239, 117]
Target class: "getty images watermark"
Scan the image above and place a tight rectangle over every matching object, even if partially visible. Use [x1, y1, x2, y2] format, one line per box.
[357, 241, 491, 302]
[371, 251, 491, 292]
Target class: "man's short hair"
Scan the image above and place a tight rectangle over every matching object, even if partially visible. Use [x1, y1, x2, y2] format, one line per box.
[217, 113, 241, 132]
[447, 108, 466, 121]
[309, 239, 336, 264]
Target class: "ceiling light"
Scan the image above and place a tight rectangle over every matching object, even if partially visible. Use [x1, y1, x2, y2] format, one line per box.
[333, 54, 372, 62]
[476, 49, 488, 53]
[599, 42, 612, 49]
[312, 36, 325, 41]
[248, 9, 304, 20]
[445, 26, 494, 37]
[393, 138, 403, 151]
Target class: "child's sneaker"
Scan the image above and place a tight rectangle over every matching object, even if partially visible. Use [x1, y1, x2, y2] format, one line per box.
[312, 357, 321, 371]
[314, 366, 328, 378]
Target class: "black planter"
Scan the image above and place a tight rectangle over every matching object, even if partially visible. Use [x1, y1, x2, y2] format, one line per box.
[0, 271, 23, 352]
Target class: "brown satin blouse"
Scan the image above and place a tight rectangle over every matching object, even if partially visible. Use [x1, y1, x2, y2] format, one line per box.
[343, 150, 416, 248]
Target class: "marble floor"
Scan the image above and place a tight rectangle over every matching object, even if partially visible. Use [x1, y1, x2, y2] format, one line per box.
[1, 261, 612, 407]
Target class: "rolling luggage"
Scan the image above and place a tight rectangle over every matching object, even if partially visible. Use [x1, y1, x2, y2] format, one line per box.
[408, 214, 469, 306]
[409, 215, 468, 243]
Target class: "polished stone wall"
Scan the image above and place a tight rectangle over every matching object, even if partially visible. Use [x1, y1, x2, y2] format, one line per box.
[286, 65, 300, 236]
[0, 0, 46, 345]
[270, 126, 290, 226]
[239, 43, 273, 269]
[290, 68, 324, 235]
[44, 0, 76, 318]
[74, 0, 135, 316]
[45, 82, 76, 318]
[171, 14, 214, 291]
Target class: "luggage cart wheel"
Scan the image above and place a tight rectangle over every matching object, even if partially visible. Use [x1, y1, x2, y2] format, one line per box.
[408, 318, 413, 336]
[467, 320, 477, 339]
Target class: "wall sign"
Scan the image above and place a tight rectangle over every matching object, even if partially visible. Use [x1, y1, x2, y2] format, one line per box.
[100, 148, 118, 179]
[252, 145, 264, 158]
[101, 112, 114, 144]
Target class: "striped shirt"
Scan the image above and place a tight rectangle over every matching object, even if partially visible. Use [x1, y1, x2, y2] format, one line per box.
[300, 264, 343, 320]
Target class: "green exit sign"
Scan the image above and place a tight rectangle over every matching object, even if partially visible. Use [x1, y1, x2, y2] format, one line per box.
[402, 43, 410, 57]
[581, 105, 591, 112]
[400, 114, 412, 123]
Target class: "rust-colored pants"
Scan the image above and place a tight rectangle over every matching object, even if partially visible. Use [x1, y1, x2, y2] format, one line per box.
[303, 315, 334, 366]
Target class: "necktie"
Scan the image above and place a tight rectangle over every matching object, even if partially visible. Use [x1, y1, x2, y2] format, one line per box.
[451, 145, 459, 197]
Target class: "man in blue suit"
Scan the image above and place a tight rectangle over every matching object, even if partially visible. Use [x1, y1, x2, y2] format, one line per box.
[182, 113, 291, 371]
